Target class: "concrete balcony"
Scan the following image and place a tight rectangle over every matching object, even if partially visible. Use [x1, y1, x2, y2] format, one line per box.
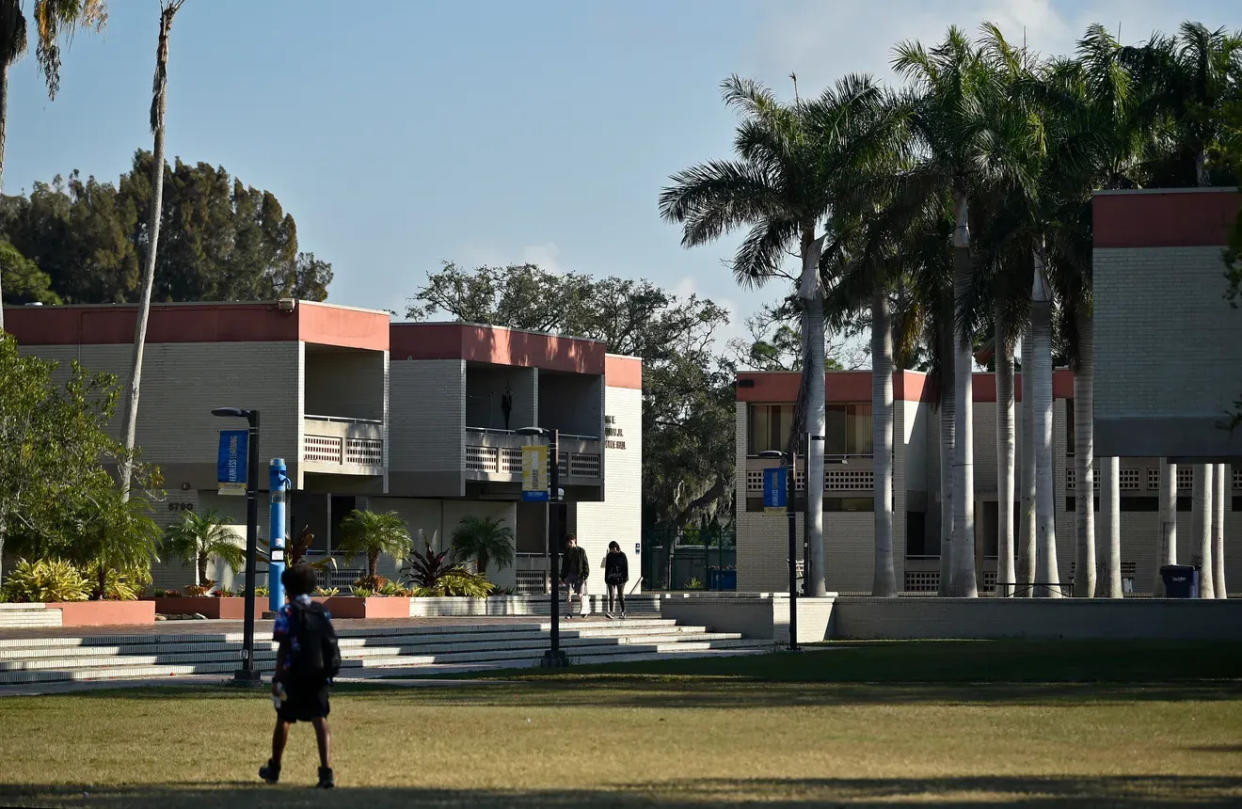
[302, 415, 385, 476]
[743, 455, 875, 495]
[464, 427, 602, 484]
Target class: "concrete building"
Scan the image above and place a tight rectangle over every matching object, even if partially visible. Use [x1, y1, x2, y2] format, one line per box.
[3, 301, 641, 593]
[735, 369, 1241, 596]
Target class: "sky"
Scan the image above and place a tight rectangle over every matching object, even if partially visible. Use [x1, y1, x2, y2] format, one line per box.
[5, 0, 1240, 347]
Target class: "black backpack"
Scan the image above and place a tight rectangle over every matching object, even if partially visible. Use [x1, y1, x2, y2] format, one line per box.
[289, 601, 341, 682]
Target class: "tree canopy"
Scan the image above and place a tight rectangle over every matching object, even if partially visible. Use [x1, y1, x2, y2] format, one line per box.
[0, 151, 333, 305]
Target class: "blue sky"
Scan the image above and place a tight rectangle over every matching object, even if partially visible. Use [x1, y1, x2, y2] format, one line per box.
[5, 0, 1239, 345]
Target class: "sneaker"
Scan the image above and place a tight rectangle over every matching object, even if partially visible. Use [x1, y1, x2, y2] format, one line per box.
[317, 766, 335, 789]
[259, 760, 280, 785]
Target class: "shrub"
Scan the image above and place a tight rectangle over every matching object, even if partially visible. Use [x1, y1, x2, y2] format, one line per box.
[353, 574, 387, 591]
[0, 558, 89, 603]
[349, 585, 374, 597]
[216, 587, 235, 598]
[80, 563, 150, 601]
[401, 540, 459, 589]
[161, 511, 244, 588]
[377, 580, 409, 597]
[336, 510, 412, 581]
[183, 584, 211, 597]
[161, 588, 182, 598]
[313, 586, 339, 597]
[450, 515, 514, 574]
[685, 577, 705, 590]
[413, 569, 494, 598]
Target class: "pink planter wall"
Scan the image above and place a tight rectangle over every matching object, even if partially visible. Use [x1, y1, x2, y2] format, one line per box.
[151, 597, 267, 619]
[49, 600, 155, 626]
[315, 596, 410, 619]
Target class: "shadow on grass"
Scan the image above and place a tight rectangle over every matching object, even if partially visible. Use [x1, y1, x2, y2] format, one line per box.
[3, 774, 1241, 808]
[42, 680, 1242, 711]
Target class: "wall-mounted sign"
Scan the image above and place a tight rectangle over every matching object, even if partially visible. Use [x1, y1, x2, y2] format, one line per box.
[605, 415, 627, 450]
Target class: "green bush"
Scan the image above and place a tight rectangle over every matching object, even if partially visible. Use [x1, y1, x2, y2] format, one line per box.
[0, 558, 89, 603]
[412, 569, 494, 598]
[314, 586, 339, 597]
[349, 584, 374, 597]
[81, 562, 151, 601]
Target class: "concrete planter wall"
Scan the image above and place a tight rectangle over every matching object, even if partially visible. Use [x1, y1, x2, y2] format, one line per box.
[831, 596, 1242, 640]
[660, 592, 835, 644]
[49, 600, 155, 627]
[151, 597, 266, 620]
[316, 596, 412, 619]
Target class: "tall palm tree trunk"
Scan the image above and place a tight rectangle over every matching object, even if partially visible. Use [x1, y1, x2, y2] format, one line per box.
[1192, 464, 1214, 598]
[872, 289, 895, 596]
[799, 229, 828, 597]
[1017, 330, 1036, 593]
[995, 314, 1015, 596]
[1213, 463, 1227, 598]
[1073, 312, 1096, 597]
[1031, 255, 1060, 597]
[119, 2, 183, 499]
[0, 62, 7, 332]
[937, 302, 955, 595]
[1156, 459, 1177, 595]
[949, 194, 976, 597]
[1099, 456, 1121, 597]
[196, 551, 207, 588]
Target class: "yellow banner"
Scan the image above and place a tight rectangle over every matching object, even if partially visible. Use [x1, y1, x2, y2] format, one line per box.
[522, 444, 548, 494]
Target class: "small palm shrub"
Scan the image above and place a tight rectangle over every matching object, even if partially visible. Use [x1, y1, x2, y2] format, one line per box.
[450, 515, 514, 574]
[349, 585, 374, 597]
[162, 510, 245, 588]
[0, 558, 89, 603]
[336, 510, 412, 581]
[314, 586, 339, 597]
[80, 563, 151, 601]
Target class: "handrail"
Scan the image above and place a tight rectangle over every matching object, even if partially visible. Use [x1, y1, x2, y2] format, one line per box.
[304, 414, 383, 425]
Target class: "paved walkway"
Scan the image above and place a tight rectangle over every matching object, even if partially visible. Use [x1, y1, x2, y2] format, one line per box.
[0, 613, 623, 641]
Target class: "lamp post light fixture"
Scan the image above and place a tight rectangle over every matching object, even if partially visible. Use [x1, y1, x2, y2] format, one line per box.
[758, 447, 800, 651]
[517, 426, 569, 668]
[211, 406, 263, 684]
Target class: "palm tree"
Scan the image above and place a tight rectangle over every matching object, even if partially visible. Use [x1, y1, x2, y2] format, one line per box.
[895, 28, 1007, 597]
[1016, 330, 1036, 592]
[161, 510, 245, 587]
[1192, 464, 1215, 598]
[0, 0, 105, 331]
[660, 74, 892, 597]
[118, 0, 186, 499]
[1212, 464, 1227, 597]
[336, 509, 412, 583]
[1099, 455, 1122, 597]
[450, 515, 515, 576]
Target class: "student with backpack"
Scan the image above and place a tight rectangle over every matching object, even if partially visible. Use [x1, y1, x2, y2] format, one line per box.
[259, 563, 341, 789]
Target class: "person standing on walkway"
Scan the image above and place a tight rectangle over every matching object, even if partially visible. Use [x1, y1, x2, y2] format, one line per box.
[603, 541, 629, 619]
[560, 535, 590, 617]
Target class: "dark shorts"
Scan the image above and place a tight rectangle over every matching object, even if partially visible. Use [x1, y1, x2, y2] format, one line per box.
[564, 576, 584, 595]
[277, 679, 330, 723]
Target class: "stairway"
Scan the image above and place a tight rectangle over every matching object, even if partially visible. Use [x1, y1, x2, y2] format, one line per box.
[0, 619, 770, 685]
[0, 604, 62, 629]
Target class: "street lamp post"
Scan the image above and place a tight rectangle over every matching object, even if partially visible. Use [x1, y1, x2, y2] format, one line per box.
[759, 447, 800, 651]
[517, 426, 569, 668]
[212, 406, 263, 683]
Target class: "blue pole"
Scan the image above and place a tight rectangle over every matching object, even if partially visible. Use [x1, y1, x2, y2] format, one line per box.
[269, 458, 288, 612]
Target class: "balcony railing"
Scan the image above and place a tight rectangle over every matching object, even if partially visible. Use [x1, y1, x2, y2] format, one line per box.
[464, 427, 602, 482]
[303, 415, 384, 475]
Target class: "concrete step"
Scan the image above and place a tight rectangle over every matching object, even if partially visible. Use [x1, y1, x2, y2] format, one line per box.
[351, 636, 757, 669]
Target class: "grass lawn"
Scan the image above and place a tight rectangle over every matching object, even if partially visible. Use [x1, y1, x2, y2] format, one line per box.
[0, 640, 1239, 808]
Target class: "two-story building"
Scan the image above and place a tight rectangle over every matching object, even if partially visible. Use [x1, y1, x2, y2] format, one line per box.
[3, 301, 641, 593]
[735, 368, 1241, 595]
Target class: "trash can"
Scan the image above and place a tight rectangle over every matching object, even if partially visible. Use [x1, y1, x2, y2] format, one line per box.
[1160, 564, 1199, 598]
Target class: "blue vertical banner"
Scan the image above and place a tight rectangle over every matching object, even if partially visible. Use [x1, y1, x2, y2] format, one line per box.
[217, 430, 248, 496]
[269, 458, 288, 611]
[763, 467, 788, 513]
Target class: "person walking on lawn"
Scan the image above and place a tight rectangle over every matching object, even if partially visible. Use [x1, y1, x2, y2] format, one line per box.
[603, 541, 629, 619]
[560, 535, 591, 617]
[259, 563, 341, 789]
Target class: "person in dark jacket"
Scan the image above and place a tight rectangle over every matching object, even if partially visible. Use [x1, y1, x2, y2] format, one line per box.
[602, 541, 629, 619]
[559, 535, 590, 617]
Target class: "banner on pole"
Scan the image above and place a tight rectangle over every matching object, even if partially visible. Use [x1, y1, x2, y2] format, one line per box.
[217, 430, 248, 495]
[521, 444, 549, 502]
[763, 467, 788, 513]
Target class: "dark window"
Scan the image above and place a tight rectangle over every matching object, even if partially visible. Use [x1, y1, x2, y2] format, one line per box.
[826, 403, 874, 455]
[1120, 497, 1159, 512]
[747, 404, 794, 455]
[905, 511, 928, 556]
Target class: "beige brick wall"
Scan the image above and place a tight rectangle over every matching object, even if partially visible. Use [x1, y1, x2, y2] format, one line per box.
[388, 359, 465, 496]
[575, 384, 642, 592]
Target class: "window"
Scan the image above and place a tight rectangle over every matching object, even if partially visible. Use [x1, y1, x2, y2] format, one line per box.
[826, 403, 873, 456]
[748, 404, 794, 455]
